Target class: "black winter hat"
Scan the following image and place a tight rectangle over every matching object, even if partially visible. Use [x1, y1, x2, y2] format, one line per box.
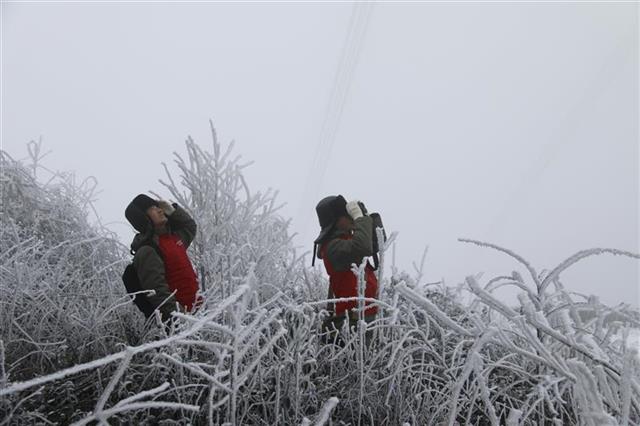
[125, 194, 158, 233]
[314, 195, 347, 244]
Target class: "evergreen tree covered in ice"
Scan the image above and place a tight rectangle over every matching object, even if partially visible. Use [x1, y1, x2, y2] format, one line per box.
[1, 126, 639, 425]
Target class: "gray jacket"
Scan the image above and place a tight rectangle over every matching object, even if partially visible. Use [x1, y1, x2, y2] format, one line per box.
[322, 215, 374, 272]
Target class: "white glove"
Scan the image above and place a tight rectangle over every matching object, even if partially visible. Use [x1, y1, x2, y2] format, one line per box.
[346, 200, 364, 220]
[157, 200, 175, 216]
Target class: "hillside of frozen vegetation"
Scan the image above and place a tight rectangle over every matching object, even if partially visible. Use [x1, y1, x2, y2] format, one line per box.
[1, 124, 639, 425]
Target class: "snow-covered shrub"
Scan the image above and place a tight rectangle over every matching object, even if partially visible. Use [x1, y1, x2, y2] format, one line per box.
[1, 128, 639, 425]
[0, 143, 146, 423]
[156, 123, 309, 304]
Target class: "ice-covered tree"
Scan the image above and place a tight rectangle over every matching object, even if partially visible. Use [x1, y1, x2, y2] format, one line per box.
[2, 127, 639, 425]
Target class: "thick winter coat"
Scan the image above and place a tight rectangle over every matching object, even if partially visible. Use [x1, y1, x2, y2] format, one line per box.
[130, 205, 198, 318]
[319, 215, 379, 317]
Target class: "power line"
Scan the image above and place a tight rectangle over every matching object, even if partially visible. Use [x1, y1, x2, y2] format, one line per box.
[297, 2, 374, 240]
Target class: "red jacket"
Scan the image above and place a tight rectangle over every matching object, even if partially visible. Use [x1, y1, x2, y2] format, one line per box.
[158, 234, 199, 311]
[321, 233, 378, 317]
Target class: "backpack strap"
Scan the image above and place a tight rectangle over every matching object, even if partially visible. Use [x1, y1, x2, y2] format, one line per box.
[372, 252, 380, 270]
[312, 243, 317, 267]
[146, 241, 163, 260]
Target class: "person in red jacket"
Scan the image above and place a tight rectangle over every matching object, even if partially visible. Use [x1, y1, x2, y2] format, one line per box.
[125, 194, 201, 321]
[313, 195, 379, 343]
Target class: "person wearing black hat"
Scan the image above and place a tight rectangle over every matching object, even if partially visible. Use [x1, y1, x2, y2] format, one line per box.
[125, 194, 201, 321]
[313, 195, 379, 343]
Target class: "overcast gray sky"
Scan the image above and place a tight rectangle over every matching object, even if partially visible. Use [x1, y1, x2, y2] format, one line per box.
[2, 2, 638, 308]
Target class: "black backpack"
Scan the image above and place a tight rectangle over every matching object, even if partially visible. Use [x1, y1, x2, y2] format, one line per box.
[369, 212, 387, 270]
[121, 243, 162, 318]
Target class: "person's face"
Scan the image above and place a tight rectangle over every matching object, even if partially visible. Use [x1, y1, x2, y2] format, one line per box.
[335, 215, 353, 232]
[146, 205, 167, 228]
